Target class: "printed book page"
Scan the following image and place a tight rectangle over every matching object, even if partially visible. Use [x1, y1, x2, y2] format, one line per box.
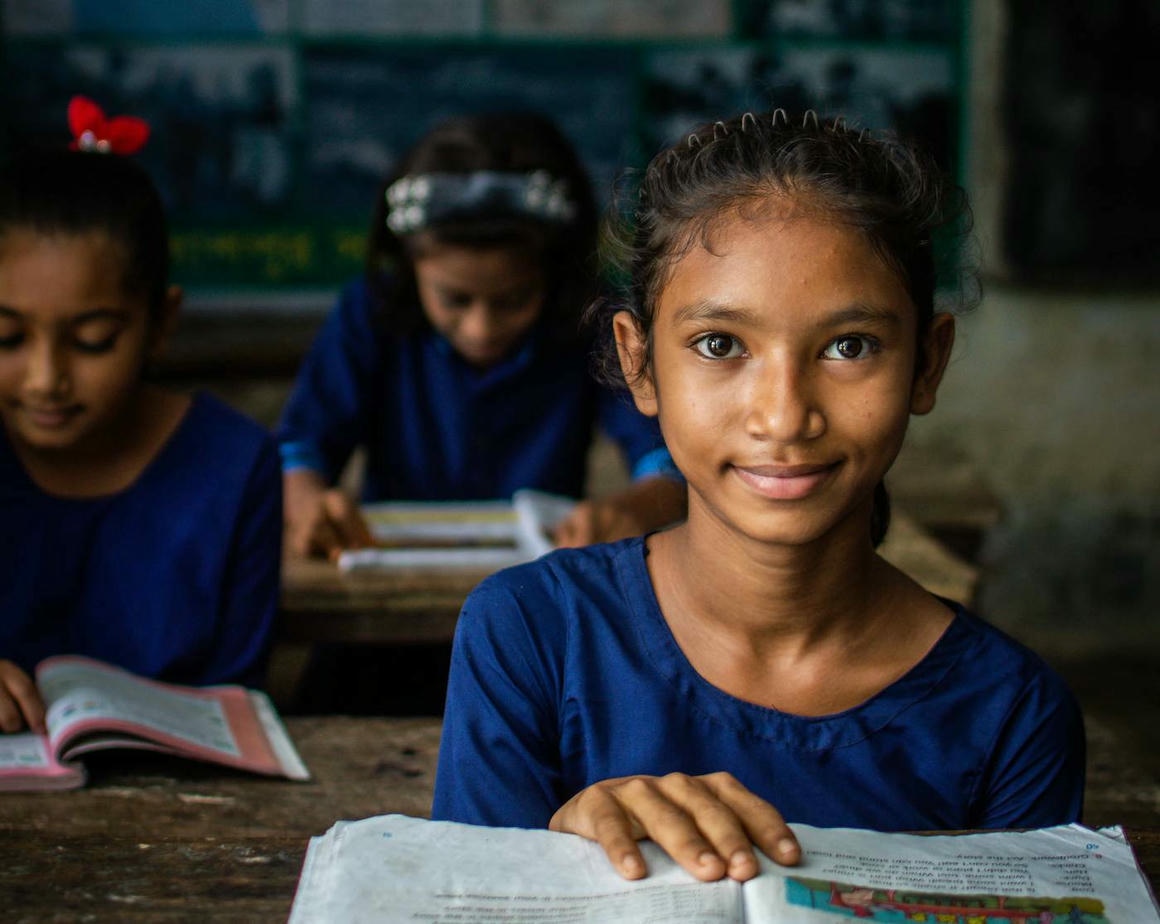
[41, 657, 245, 759]
[288, 814, 743, 924]
[0, 732, 84, 790]
[36, 656, 310, 780]
[742, 823, 1160, 922]
[288, 815, 1160, 924]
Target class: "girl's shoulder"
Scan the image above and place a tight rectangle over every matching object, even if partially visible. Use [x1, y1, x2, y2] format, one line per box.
[461, 536, 652, 630]
[927, 604, 1077, 707]
[180, 391, 276, 451]
[143, 392, 278, 492]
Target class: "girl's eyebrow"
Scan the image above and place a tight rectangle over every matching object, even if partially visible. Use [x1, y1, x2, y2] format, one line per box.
[672, 299, 758, 325]
[70, 308, 131, 324]
[672, 299, 904, 328]
[823, 303, 905, 328]
[0, 306, 130, 324]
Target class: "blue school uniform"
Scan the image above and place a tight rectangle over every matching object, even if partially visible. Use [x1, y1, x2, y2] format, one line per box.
[276, 275, 675, 499]
[0, 392, 281, 689]
[433, 536, 1086, 832]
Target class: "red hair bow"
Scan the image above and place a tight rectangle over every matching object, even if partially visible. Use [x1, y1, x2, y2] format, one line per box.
[68, 95, 150, 155]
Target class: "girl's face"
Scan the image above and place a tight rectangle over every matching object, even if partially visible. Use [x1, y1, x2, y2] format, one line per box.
[413, 242, 546, 369]
[617, 208, 953, 549]
[0, 229, 172, 456]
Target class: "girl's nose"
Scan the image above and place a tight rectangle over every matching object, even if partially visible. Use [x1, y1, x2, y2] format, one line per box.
[746, 357, 825, 443]
[25, 341, 70, 397]
[460, 304, 497, 342]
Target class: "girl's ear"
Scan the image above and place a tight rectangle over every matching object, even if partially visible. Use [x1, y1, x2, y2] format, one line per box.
[147, 284, 183, 363]
[910, 311, 955, 415]
[612, 310, 658, 417]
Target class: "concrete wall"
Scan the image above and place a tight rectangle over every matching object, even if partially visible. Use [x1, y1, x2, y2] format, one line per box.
[896, 0, 1160, 653]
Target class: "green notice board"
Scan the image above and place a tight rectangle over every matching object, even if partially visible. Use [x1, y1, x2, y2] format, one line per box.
[1, 0, 964, 299]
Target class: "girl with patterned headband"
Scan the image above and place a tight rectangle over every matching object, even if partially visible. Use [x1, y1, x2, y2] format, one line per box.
[277, 112, 686, 560]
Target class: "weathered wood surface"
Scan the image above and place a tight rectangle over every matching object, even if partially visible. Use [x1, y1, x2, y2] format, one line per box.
[1, 717, 439, 836]
[0, 717, 440, 923]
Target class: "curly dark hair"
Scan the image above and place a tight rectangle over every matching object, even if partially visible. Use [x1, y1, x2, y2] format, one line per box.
[594, 109, 978, 545]
[364, 111, 600, 347]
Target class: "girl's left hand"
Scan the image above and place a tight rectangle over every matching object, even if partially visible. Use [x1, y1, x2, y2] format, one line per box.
[548, 771, 801, 882]
[553, 477, 686, 547]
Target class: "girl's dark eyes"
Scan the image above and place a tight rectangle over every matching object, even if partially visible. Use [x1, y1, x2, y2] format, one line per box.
[440, 292, 472, 309]
[822, 335, 879, 360]
[0, 333, 119, 353]
[692, 333, 744, 359]
[72, 336, 119, 354]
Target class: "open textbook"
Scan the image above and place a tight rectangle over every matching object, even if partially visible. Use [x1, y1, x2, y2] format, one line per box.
[289, 814, 1160, 923]
[336, 488, 576, 572]
[0, 655, 309, 791]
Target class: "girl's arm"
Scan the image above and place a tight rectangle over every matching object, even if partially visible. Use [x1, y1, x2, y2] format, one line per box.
[972, 669, 1087, 828]
[432, 580, 569, 829]
[283, 468, 372, 560]
[276, 281, 381, 556]
[199, 436, 283, 689]
[553, 476, 687, 547]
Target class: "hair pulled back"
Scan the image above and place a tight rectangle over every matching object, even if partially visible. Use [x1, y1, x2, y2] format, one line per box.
[602, 109, 974, 374]
[598, 109, 976, 546]
[0, 148, 170, 320]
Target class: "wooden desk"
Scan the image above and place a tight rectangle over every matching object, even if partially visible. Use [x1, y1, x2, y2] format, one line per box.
[2, 716, 1157, 921]
[1, 717, 440, 922]
[279, 555, 484, 644]
[279, 509, 980, 645]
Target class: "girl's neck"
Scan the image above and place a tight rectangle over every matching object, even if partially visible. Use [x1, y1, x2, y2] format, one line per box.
[14, 385, 190, 498]
[646, 500, 953, 716]
[654, 500, 883, 645]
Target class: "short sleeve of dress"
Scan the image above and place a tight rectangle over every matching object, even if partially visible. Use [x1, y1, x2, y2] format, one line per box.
[970, 663, 1086, 827]
[433, 574, 567, 829]
[199, 431, 283, 688]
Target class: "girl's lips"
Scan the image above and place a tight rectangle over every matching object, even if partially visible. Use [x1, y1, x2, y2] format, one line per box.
[22, 405, 80, 429]
[732, 462, 839, 500]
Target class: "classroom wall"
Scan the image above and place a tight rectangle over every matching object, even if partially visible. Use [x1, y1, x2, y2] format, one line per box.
[897, 0, 1160, 653]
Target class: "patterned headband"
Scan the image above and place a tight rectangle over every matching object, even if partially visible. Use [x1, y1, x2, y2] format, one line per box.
[385, 170, 577, 235]
[68, 95, 150, 155]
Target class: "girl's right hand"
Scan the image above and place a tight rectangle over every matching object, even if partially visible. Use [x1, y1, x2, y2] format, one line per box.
[548, 771, 801, 882]
[283, 470, 374, 560]
[0, 660, 47, 734]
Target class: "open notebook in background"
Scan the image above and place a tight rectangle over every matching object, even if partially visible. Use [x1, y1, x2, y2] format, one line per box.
[335, 489, 576, 573]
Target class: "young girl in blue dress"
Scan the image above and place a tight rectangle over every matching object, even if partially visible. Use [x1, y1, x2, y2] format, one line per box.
[433, 110, 1086, 880]
[277, 112, 685, 560]
[0, 113, 282, 733]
